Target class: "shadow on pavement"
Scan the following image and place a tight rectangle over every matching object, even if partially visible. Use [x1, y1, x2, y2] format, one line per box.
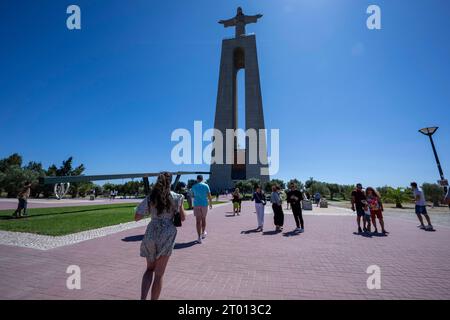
[121, 234, 144, 242]
[352, 232, 373, 238]
[241, 228, 260, 234]
[174, 241, 198, 249]
[225, 213, 237, 217]
[372, 232, 388, 237]
[283, 230, 301, 237]
[262, 230, 281, 235]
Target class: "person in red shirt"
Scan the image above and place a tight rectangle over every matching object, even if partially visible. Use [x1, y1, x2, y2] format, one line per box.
[366, 187, 388, 234]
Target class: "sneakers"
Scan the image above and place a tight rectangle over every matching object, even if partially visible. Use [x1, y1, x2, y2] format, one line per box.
[296, 228, 304, 233]
[425, 225, 434, 231]
[419, 225, 426, 230]
[358, 227, 363, 233]
[197, 236, 202, 244]
[201, 231, 207, 239]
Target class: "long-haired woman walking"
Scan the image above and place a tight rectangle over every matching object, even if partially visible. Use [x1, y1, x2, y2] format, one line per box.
[135, 172, 185, 300]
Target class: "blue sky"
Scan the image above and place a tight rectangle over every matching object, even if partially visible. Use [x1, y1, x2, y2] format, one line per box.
[1, 0, 449, 187]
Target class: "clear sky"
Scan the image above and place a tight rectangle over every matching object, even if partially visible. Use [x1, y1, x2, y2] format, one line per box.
[1, 0, 449, 187]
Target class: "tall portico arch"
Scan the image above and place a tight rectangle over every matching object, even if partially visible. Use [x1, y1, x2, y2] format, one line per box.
[209, 7, 269, 192]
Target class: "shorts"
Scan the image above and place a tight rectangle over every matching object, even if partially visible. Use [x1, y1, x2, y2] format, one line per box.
[356, 207, 365, 217]
[370, 209, 383, 220]
[233, 202, 241, 209]
[194, 206, 208, 218]
[18, 198, 27, 209]
[415, 205, 428, 215]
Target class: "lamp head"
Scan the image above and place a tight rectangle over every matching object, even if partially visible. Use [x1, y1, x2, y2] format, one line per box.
[419, 127, 438, 136]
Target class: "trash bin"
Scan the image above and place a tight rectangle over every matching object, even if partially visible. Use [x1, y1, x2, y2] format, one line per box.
[320, 200, 328, 208]
[302, 200, 313, 210]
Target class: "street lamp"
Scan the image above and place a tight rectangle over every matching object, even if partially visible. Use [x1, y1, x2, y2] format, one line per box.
[418, 126, 447, 194]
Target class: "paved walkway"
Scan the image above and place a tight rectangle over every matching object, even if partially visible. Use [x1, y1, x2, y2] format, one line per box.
[1, 202, 450, 299]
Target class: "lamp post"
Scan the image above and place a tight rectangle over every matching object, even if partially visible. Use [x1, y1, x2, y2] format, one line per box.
[418, 127, 447, 195]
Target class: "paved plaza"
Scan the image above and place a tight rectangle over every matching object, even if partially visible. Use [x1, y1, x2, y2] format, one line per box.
[1, 201, 450, 299]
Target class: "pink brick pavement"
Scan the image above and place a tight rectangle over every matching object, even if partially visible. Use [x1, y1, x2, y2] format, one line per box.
[1, 201, 450, 300]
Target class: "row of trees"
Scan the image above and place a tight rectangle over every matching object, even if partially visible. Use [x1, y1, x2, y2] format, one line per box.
[0, 153, 446, 206]
[0, 153, 88, 198]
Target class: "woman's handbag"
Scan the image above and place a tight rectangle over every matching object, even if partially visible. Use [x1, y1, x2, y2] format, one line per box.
[173, 195, 182, 227]
[173, 210, 182, 227]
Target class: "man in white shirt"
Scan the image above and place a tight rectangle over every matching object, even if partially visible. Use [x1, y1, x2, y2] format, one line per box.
[410, 182, 433, 230]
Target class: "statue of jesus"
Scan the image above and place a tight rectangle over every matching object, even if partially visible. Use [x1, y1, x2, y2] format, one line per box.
[218, 7, 263, 38]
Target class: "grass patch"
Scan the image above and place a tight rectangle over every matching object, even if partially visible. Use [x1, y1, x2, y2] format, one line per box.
[0, 203, 137, 236]
[0, 201, 226, 236]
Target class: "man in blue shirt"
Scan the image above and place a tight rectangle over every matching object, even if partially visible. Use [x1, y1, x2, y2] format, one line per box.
[191, 175, 212, 244]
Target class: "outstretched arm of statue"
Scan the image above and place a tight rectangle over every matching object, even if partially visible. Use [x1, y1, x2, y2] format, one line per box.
[244, 14, 263, 24]
[218, 18, 236, 27]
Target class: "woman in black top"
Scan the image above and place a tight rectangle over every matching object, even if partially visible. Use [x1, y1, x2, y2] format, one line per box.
[286, 183, 304, 232]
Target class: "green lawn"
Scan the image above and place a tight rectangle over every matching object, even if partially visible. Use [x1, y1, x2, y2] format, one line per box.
[0, 201, 225, 236]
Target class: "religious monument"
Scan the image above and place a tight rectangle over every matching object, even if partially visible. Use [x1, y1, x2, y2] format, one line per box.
[209, 7, 269, 193]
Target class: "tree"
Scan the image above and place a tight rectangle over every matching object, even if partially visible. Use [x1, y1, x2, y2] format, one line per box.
[102, 183, 116, 193]
[422, 183, 445, 207]
[376, 186, 390, 200]
[24, 161, 45, 198]
[384, 187, 410, 208]
[77, 182, 94, 198]
[340, 185, 355, 200]
[93, 184, 103, 197]
[0, 165, 39, 198]
[247, 178, 261, 190]
[234, 180, 253, 194]
[326, 183, 340, 200]
[304, 177, 316, 190]
[122, 181, 141, 196]
[0, 171, 5, 194]
[309, 182, 330, 198]
[0, 153, 22, 171]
